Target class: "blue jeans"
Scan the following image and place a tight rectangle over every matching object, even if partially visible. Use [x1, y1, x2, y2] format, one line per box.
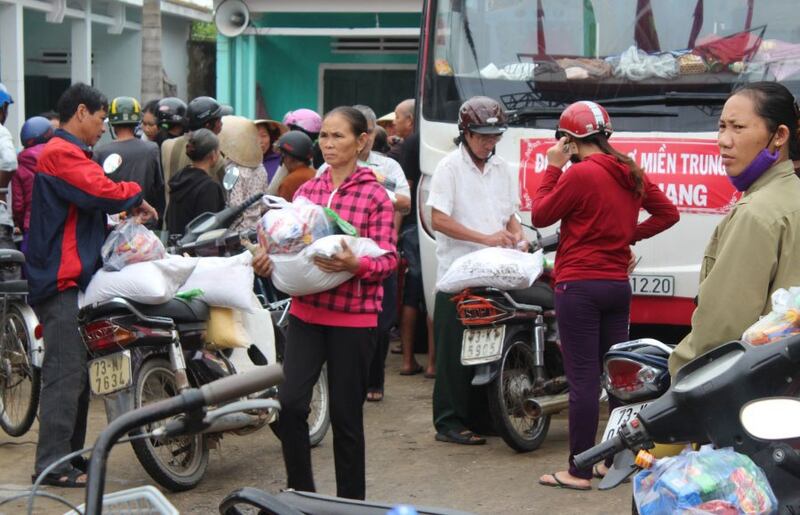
[555, 279, 631, 479]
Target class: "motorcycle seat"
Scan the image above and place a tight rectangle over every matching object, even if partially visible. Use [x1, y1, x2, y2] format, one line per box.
[0, 279, 27, 295]
[508, 282, 555, 310]
[0, 249, 24, 265]
[129, 298, 210, 323]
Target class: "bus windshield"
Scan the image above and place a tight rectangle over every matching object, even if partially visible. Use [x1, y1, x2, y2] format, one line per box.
[422, 0, 800, 132]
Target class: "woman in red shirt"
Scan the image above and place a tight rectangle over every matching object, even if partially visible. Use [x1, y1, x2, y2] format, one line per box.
[533, 101, 679, 490]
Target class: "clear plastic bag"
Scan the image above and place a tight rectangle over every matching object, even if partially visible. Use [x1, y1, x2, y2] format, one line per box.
[633, 447, 777, 515]
[101, 219, 166, 271]
[257, 196, 333, 255]
[435, 248, 543, 294]
[614, 45, 678, 81]
[742, 287, 800, 345]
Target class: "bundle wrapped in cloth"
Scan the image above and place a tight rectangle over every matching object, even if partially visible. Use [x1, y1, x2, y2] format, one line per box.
[436, 248, 543, 294]
[269, 235, 388, 297]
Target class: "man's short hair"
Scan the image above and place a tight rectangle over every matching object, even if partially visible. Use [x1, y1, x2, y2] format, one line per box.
[57, 83, 108, 124]
[352, 104, 377, 128]
[40, 110, 59, 121]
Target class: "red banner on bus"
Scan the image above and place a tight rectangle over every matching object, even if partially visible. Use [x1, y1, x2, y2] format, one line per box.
[519, 137, 740, 214]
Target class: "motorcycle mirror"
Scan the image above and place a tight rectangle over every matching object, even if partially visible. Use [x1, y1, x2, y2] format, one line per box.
[223, 166, 241, 191]
[740, 397, 800, 440]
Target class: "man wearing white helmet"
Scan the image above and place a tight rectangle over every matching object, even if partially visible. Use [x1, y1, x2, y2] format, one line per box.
[0, 83, 17, 203]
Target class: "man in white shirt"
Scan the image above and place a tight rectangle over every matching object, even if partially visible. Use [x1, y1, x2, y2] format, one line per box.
[0, 83, 17, 204]
[427, 96, 524, 445]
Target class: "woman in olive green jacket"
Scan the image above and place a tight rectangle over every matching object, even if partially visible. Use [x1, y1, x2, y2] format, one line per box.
[670, 82, 800, 375]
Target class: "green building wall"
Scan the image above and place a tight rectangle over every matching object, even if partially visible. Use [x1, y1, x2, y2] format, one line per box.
[217, 12, 421, 120]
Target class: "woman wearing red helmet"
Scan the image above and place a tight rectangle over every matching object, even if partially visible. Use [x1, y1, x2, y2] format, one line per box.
[533, 101, 679, 490]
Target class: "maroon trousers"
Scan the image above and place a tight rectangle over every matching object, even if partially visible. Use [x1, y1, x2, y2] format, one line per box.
[555, 279, 631, 479]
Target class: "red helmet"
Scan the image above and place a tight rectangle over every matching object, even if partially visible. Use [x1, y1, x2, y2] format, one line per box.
[458, 96, 508, 135]
[555, 101, 613, 139]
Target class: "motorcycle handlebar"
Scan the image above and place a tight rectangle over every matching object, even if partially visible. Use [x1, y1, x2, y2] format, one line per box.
[573, 435, 627, 470]
[200, 364, 284, 406]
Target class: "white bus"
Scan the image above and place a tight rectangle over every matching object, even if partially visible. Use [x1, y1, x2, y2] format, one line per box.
[415, 0, 799, 332]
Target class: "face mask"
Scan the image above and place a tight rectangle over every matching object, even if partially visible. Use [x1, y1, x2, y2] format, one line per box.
[728, 135, 779, 192]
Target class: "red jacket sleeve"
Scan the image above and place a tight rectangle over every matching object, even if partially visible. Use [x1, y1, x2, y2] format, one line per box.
[531, 165, 583, 227]
[39, 144, 142, 213]
[632, 178, 680, 243]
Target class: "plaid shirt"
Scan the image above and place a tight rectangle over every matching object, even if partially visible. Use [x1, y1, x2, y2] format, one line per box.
[293, 166, 398, 314]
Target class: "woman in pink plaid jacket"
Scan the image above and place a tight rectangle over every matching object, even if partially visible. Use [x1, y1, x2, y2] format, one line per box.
[256, 106, 397, 500]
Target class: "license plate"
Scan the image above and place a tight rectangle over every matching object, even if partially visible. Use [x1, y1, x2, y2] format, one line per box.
[629, 274, 675, 297]
[89, 351, 132, 395]
[602, 402, 649, 442]
[461, 326, 505, 365]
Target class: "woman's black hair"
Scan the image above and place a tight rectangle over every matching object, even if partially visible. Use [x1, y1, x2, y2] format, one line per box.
[185, 128, 219, 162]
[373, 126, 390, 154]
[142, 99, 161, 115]
[56, 82, 108, 123]
[733, 81, 800, 160]
[323, 106, 368, 137]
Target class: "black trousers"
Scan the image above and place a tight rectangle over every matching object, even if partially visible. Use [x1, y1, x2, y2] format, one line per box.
[277, 315, 376, 500]
[32, 289, 90, 475]
[368, 273, 398, 392]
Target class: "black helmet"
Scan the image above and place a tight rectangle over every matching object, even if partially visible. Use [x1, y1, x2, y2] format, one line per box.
[276, 130, 313, 162]
[187, 96, 232, 130]
[156, 97, 188, 129]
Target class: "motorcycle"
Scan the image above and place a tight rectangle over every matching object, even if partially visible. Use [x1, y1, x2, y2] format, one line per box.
[574, 334, 800, 513]
[452, 232, 563, 452]
[76, 196, 327, 491]
[596, 338, 673, 488]
[0, 246, 44, 437]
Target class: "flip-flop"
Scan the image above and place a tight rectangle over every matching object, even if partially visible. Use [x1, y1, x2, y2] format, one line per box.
[435, 429, 486, 445]
[593, 464, 606, 479]
[390, 344, 403, 354]
[423, 371, 436, 379]
[366, 390, 384, 402]
[32, 467, 87, 488]
[399, 364, 424, 376]
[538, 472, 592, 491]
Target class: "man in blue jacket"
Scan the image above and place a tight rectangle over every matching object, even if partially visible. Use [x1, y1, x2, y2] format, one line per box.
[27, 83, 156, 487]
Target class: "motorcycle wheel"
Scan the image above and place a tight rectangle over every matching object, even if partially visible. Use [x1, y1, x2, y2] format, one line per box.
[130, 358, 209, 492]
[0, 304, 40, 437]
[270, 365, 330, 448]
[488, 337, 551, 453]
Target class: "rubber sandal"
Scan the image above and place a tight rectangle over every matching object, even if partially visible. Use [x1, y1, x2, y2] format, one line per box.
[366, 389, 384, 402]
[538, 472, 592, 491]
[435, 429, 486, 445]
[32, 467, 87, 488]
[423, 371, 436, 379]
[390, 343, 403, 354]
[593, 464, 606, 479]
[399, 364, 423, 376]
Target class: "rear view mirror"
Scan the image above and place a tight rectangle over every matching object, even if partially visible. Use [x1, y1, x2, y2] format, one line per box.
[740, 397, 800, 440]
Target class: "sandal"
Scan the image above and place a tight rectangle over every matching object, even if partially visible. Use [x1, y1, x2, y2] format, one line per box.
[32, 467, 87, 488]
[593, 464, 606, 479]
[390, 343, 403, 354]
[366, 389, 384, 402]
[399, 363, 423, 376]
[435, 429, 486, 445]
[538, 472, 592, 491]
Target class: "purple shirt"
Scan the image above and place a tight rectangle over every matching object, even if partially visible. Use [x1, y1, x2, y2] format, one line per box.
[263, 152, 281, 183]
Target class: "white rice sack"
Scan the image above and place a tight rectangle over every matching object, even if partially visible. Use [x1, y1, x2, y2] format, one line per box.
[271, 235, 388, 297]
[82, 255, 198, 306]
[436, 248, 543, 293]
[179, 251, 255, 312]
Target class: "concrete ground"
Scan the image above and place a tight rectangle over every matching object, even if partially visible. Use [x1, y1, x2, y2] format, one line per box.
[0, 352, 631, 514]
